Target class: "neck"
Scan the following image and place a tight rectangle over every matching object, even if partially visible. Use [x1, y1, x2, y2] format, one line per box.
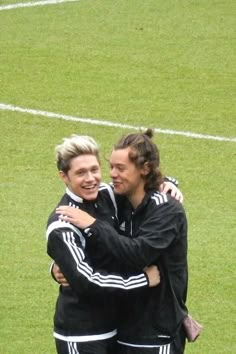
[128, 189, 146, 209]
[66, 187, 83, 203]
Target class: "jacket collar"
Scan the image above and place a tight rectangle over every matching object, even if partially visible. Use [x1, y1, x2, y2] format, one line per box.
[127, 190, 155, 213]
[65, 187, 84, 203]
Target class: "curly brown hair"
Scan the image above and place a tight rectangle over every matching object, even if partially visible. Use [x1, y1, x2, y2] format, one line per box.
[114, 129, 163, 191]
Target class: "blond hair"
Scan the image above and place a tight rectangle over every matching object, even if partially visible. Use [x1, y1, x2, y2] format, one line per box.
[55, 134, 100, 173]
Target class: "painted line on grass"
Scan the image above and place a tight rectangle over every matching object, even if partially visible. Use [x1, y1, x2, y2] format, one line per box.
[0, 103, 235, 142]
[0, 0, 79, 11]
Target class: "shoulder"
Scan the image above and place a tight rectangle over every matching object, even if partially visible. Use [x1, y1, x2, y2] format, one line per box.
[46, 218, 86, 247]
[47, 193, 69, 225]
[98, 182, 115, 201]
[98, 182, 118, 214]
[148, 191, 185, 214]
[99, 182, 114, 193]
[150, 191, 169, 206]
[98, 183, 115, 200]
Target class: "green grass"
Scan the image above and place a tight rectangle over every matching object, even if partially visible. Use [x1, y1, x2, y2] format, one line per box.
[0, 1, 235, 353]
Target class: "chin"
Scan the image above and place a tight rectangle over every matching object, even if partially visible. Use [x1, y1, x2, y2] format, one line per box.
[84, 192, 98, 200]
[114, 187, 123, 195]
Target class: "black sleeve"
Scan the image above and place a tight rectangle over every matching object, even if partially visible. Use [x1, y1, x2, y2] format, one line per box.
[86, 202, 185, 270]
[46, 222, 149, 295]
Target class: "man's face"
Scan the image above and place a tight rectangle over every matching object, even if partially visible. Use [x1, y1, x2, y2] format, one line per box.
[109, 147, 146, 202]
[60, 154, 101, 200]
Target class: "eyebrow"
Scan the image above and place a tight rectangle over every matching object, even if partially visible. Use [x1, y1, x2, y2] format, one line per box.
[76, 165, 99, 172]
[110, 162, 127, 167]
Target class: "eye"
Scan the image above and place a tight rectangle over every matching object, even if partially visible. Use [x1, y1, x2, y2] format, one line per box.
[110, 164, 125, 172]
[91, 167, 99, 173]
[117, 166, 125, 172]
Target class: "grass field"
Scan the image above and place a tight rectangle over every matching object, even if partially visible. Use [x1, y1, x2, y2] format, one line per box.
[0, 1, 235, 353]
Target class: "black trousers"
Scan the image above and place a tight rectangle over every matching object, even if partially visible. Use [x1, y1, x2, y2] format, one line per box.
[170, 325, 186, 354]
[55, 337, 117, 354]
[117, 328, 186, 354]
[117, 343, 171, 354]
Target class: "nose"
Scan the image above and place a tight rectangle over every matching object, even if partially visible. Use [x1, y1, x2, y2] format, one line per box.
[110, 167, 117, 178]
[85, 171, 94, 181]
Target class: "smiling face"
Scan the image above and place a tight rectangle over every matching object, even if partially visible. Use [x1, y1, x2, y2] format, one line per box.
[109, 147, 147, 208]
[60, 154, 101, 200]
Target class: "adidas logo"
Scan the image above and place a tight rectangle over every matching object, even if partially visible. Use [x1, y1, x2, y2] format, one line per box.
[119, 221, 125, 231]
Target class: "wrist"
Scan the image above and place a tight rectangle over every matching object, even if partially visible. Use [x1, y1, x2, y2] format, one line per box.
[143, 271, 149, 287]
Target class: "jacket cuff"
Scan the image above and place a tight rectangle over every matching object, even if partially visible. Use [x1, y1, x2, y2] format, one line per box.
[164, 176, 179, 187]
[83, 220, 100, 238]
[143, 271, 150, 287]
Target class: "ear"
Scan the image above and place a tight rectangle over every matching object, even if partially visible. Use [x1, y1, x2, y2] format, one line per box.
[59, 170, 68, 184]
[142, 162, 150, 176]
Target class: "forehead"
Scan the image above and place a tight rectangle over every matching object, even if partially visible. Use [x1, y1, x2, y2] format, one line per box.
[70, 154, 100, 170]
[110, 148, 132, 165]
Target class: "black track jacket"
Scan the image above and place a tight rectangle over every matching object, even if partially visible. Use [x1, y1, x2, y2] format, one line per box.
[85, 190, 188, 346]
[46, 184, 149, 342]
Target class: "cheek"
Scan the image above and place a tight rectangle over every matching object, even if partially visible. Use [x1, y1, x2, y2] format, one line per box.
[74, 177, 83, 187]
[131, 175, 142, 186]
[94, 174, 102, 184]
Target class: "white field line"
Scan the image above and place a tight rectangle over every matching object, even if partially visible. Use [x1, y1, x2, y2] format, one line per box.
[0, 103, 235, 142]
[0, 0, 79, 11]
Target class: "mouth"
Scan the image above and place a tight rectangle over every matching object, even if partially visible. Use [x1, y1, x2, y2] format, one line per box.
[83, 184, 98, 191]
[113, 182, 122, 188]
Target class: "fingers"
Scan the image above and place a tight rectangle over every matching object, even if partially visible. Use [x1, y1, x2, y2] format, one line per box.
[53, 264, 70, 286]
[161, 183, 170, 194]
[56, 206, 75, 221]
[171, 189, 183, 203]
[56, 206, 72, 215]
[161, 182, 184, 204]
[56, 206, 83, 218]
[59, 276, 70, 287]
[144, 264, 161, 287]
[58, 214, 71, 222]
[55, 207, 95, 228]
